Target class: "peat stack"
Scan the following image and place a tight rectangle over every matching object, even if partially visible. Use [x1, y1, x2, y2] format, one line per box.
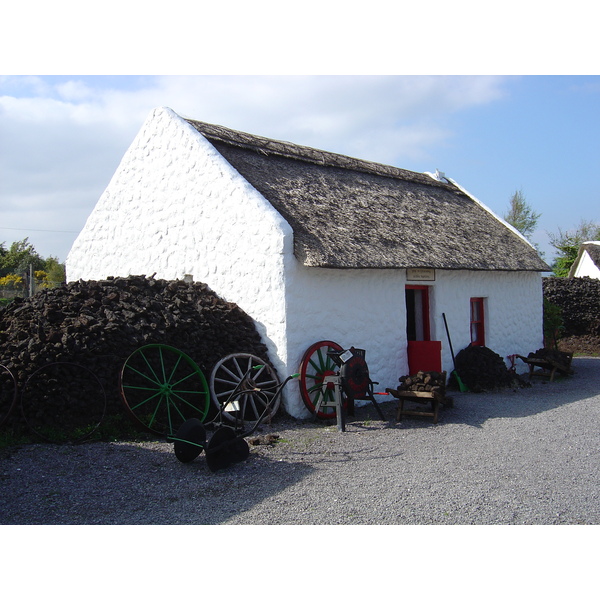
[0, 275, 271, 430]
[543, 276, 600, 337]
[452, 345, 529, 392]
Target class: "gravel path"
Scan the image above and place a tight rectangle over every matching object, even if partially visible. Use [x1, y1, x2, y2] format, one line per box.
[1, 357, 599, 525]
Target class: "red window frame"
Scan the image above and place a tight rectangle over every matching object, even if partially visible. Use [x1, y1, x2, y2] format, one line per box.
[470, 297, 485, 346]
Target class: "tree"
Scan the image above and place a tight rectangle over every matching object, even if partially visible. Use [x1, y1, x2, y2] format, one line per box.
[0, 238, 45, 276]
[503, 189, 541, 241]
[0, 238, 66, 287]
[548, 219, 600, 277]
[43, 257, 66, 286]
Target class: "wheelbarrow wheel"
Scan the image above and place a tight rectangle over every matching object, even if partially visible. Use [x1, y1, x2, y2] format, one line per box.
[119, 344, 210, 437]
[299, 340, 345, 419]
[209, 353, 280, 427]
[205, 427, 250, 472]
[0, 365, 18, 428]
[173, 418, 207, 463]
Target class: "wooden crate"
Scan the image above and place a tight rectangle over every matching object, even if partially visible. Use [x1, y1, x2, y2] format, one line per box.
[386, 388, 450, 424]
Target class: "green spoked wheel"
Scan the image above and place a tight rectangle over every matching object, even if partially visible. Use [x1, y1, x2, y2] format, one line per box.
[119, 344, 210, 436]
[209, 353, 280, 427]
[299, 340, 345, 419]
[0, 365, 18, 428]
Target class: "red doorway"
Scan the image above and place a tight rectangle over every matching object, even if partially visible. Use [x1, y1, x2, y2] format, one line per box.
[405, 285, 441, 374]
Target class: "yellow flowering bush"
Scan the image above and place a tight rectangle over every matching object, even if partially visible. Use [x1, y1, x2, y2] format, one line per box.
[0, 274, 24, 288]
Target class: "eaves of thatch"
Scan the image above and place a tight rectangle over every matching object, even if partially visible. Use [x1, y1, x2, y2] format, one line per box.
[186, 119, 550, 272]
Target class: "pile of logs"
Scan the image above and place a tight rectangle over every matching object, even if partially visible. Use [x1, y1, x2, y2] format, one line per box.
[398, 371, 446, 394]
[0, 275, 271, 430]
[387, 371, 448, 424]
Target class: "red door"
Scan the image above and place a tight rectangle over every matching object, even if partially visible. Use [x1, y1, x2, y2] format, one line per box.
[405, 285, 441, 374]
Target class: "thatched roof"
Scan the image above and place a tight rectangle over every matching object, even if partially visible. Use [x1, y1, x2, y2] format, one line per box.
[569, 241, 600, 276]
[186, 118, 550, 271]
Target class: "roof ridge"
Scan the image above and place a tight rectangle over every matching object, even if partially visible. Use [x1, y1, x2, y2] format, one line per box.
[185, 118, 454, 190]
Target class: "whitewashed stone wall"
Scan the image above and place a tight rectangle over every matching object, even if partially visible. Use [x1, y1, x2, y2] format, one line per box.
[283, 262, 408, 417]
[429, 270, 544, 373]
[66, 106, 293, 393]
[283, 266, 544, 417]
[67, 106, 545, 419]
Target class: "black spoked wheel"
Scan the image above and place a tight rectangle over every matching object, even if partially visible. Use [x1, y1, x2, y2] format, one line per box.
[0, 365, 18, 428]
[20, 362, 107, 443]
[209, 353, 280, 427]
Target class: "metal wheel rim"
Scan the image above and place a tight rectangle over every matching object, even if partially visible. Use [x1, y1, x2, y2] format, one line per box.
[299, 340, 344, 419]
[209, 353, 280, 427]
[20, 362, 107, 443]
[0, 364, 18, 428]
[119, 344, 210, 437]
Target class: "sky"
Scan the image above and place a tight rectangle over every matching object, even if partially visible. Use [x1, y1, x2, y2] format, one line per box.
[1, 4, 599, 272]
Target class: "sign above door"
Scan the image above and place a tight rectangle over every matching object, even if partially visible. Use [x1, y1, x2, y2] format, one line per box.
[407, 268, 435, 281]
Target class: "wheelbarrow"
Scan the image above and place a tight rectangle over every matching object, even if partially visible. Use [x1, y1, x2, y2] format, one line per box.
[168, 370, 299, 472]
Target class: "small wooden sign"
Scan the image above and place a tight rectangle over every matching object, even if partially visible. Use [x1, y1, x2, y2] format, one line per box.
[407, 268, 435, 281]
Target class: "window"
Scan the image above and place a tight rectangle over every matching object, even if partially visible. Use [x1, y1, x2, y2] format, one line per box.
[470, 297, 485, 346]
[406, 286, 431, 341]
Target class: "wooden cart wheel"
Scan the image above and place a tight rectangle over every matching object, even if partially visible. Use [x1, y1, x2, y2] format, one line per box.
[20, 362, 107, 443]
[209, 353, 280, 427]
[119, 344, 210, 436]
[0, 365, 18, 428]
[299, 340, 345, 419]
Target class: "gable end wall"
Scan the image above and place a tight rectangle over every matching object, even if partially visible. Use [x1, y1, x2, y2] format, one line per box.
[66, 107, 294, 387]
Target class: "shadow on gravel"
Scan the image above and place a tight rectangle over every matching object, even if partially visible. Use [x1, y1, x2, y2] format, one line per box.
[0, 441, 316, 525]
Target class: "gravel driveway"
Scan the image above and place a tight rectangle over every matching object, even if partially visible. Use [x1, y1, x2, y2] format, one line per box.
[1, 357, 599, 525]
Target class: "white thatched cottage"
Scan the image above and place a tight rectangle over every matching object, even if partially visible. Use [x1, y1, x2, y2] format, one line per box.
[67, 107, 550, 418]
[568, 241, 600, 279]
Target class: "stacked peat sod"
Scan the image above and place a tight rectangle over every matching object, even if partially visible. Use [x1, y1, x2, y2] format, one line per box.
[543, 276, 600, 337]
[543, 276, 600, 354]
[0, 275, 271, 432]
[451, 345, 529, 392]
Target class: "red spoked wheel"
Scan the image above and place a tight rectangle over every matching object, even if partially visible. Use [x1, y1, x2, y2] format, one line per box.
[299, 340, 345, 419]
